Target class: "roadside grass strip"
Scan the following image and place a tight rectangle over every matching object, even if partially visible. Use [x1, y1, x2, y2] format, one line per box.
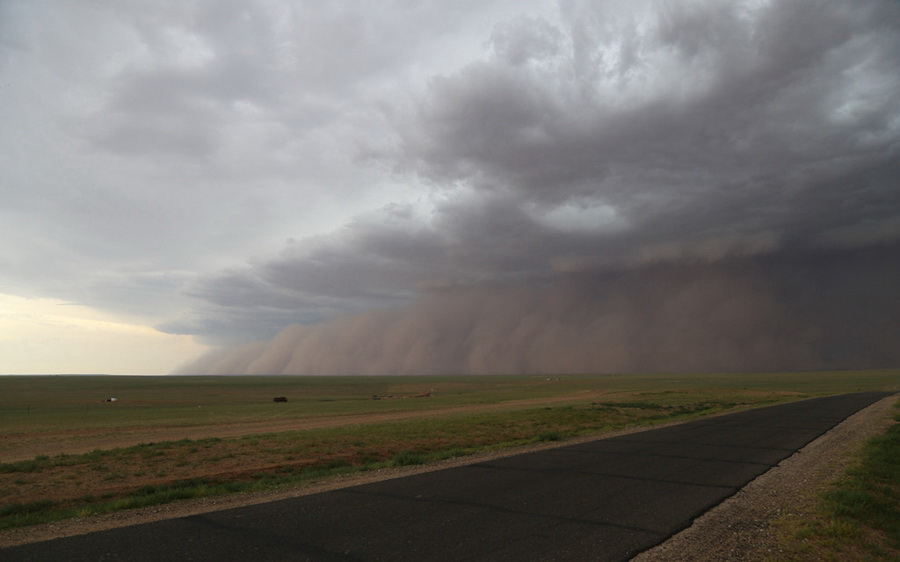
[0, 393, 786, 530]
[776, 403, 900, 561]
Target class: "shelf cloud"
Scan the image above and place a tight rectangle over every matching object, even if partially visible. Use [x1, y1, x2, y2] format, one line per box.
[175, 0, 900, 374]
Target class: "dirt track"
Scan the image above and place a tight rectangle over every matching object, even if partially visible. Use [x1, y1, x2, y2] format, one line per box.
[1, 392, 607, 463]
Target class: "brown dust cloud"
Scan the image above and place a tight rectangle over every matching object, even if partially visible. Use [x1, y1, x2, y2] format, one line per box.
[178, 245, 900, 375]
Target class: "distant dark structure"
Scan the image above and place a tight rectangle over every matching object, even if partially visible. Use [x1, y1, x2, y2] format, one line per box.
[273, 396, 288, 402]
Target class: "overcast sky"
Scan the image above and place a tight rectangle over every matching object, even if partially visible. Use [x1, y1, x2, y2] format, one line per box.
[2, 0, 899, 375]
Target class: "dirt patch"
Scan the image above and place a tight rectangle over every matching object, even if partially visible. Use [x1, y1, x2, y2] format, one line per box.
[0, 392, 607, 463]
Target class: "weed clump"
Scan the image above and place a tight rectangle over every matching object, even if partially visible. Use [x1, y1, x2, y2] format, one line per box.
[537, 431, 562, 442]
[392, 451, 428, 466]
[0, 457, 50, 473]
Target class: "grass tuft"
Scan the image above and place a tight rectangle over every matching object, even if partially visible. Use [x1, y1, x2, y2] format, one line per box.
[392, 451, 428, 466]
[0, 500, 55, 518]
[537, 431, 562, 442]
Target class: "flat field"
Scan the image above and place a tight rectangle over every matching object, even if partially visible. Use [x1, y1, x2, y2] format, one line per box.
[1, 370, 897, 530]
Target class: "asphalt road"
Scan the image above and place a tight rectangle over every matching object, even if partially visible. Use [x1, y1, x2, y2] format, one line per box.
[4, 391, 891, 562]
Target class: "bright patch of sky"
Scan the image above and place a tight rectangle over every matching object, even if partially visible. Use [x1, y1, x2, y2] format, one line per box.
[0, 294, 207, 374]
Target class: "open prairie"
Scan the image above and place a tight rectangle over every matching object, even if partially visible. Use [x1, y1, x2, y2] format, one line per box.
[3, 371, 898, 459]
[1, 370, 898, 530]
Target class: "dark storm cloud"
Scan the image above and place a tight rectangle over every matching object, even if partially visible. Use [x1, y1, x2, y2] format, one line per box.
[399, 0, 900, 259]
[175, 0, 900, 374]
[180, 0, 898, 326]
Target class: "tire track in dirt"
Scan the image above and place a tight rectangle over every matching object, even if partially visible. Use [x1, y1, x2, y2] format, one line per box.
[1, 392, 606, 463]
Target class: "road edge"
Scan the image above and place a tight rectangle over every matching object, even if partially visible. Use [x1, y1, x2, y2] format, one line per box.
[632, 393, 898, 561]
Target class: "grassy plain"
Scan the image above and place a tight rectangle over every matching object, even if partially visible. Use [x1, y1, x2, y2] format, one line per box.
[1, 370, 898, 531]
[3, 370, 895, 434]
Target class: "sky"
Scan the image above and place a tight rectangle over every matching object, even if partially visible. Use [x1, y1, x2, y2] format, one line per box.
[2, 0, 899, 375]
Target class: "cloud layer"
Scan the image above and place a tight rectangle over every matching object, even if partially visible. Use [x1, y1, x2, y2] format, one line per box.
[175, 0, 900, 374]
[3, 1, 899, 374]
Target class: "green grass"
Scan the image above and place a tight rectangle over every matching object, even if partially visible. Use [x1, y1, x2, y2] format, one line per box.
[391, 451, 429, 466]
[818, 415, 900, 554]
[0, 456, 52, 473]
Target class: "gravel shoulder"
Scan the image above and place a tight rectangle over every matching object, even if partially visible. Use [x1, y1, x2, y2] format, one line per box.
[633, 393, 898, 561]
[2, 394, 895, 553]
